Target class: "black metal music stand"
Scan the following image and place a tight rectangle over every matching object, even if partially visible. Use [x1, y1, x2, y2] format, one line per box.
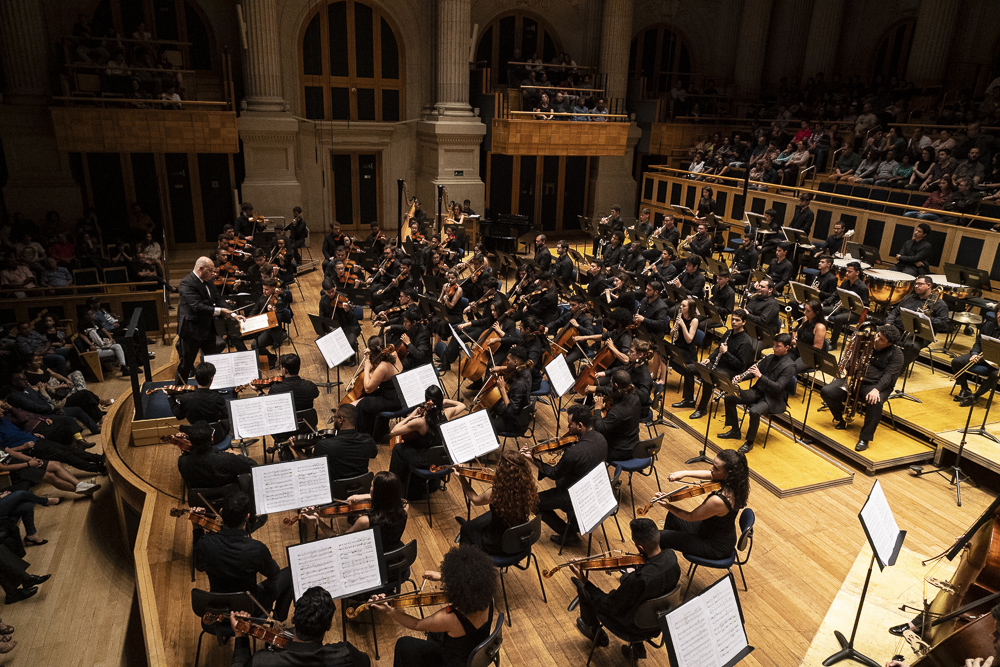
[797, 343, 839, 444]
[307, 313, 343, 394]
[789, 281, 820, 307]
[647, 337, 681, 431]
[890, 309, 934, 404]
[689, 365, 737, 464]
[743, 320, 775, 355]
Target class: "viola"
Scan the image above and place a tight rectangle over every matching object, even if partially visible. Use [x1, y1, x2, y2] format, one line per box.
[543, 550, 646, 578]
[283, 500, 372, 525]
[346, 590, 449, 619]
[170, 507, 222, 532]
[235, 376, 283, 393]
[636, 482, 722, 516]
[201, 613, 292, 648]
[428, 464, 495, 483]
[161, 433, 192, 452]
[146, 385, 197, 395]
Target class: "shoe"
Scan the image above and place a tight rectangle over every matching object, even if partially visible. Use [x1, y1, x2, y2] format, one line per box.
[148, 351, 156, 359]
[575, 618, 609, 646]
[855, 440, 869, 452]
[888, 623, 912, 637]
[25, 574, 50, 586]
[717, 429, 741, 440]
[834, 419, 847, 430]
[954, 389, 972, 402]
[671, 400, 695, 409]
[5, 586, 36, 603]
[737, 442, 754, 454]
[466, 380, 484, 392]
[551, 533, 581, 547]
[622, 642, 647, 660]
[689, 410, 705, 420]
[0, 639, 16, 653]
[79, 483, 101, 497]
[454, 516, 467, 526]
[960, 396, 977, 408]
[76, 440, 97, 450]
[23, 537, 47, 547]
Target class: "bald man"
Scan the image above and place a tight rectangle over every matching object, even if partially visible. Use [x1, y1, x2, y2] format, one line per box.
[176, 257, 243, 384]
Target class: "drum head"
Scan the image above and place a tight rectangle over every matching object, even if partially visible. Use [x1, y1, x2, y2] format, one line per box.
[865, 269, 915, 307]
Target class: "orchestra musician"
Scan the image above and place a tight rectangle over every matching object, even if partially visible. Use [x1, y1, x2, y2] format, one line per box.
[585, 260, 611, 299]
[706, 271, 736, 326]
[515, 316, 548, 391]
[648, 246, 680, 285]
[594, 370, 642, 463]
[485, 346, 534, 434]
[894, 222, 933, 276]
[319, 278, 361, 357]
[719, 333, 796, 454]
[652, 214, 680, 246]
[370, 545, 497, 667]
[669, 254, 707, 309]
[745, 277, 783, 333]
[653, 449, 750, 560]
[569, 518, 679, 661]
[602, 231, 627, 268]
[952, 309, 1000, 408]
[636, 207, 654, 238]
[169, 362, 227, 425]
[814, 255, 839, 304]
[394, 308, 433, 372]
[548, 294, 595, 366]
[789, 192, 814, 236]
[533, 234, 552, 272]
[820, 325, 904, 452]
[682, 308, 755, 420]
[520, 405, 608, 547]
[234, 202, 256, 241]
[789, 300, 829, 375]
[766, 243, 794, 295]
[885, 275, 949, 372]
[828, 261, 869, 348]
[322, 220, 347, 275]
[671, 223, 713, 273]
[267, 353, 320, 441]
[388, 386, 465, 500]
[603, 205, 624, 233]
[285, 206, 307, 252]
[815, 220, 848, 255]
[230, 586, 371, 667]
[553, 240, 575, 285]
[251, 278, 292, 366]
[175, 256, 245, 386]
[176, 421, 256, 494]
[571, 308, 635, 375]
[456, 450, 539, 555]
[438, 269, 464, 329]
[304, 471, 407, 552]
[353, 337, 403, 441]
[451, 299, 519, 385]
[309, 404, 377, 481]
[730, 229, 758, 287]
[885, 602, 1000, 667]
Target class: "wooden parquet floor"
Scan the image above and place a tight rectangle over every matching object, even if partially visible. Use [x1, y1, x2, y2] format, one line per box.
[9, 249, 999, 667]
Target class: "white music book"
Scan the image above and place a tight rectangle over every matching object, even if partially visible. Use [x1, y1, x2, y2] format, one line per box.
[204, 350, 260, 389]
[568, 464, 618, 535]
[544, 353, 575, 397]
[287, 529, 386, 600]
[229, 392, 297, 439]
[239, 313, 272, 335]
[859, 480, 905, 570]
[316, 328, 354, 368]
[393, 364, 441, 409]
[664, 573, 753, 667]
[440, 410, 500, 464]
[251, 457, 332, 515]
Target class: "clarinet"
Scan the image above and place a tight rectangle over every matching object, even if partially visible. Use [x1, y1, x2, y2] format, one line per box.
[708, 330, 732, 371]
[731, 353, 773, 384]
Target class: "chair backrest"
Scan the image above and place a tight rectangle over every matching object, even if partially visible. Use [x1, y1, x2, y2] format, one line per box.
[73, 267, 100, 286]
[103, 266, 129, 284]
[297, 408, 319, 431]
[423, 446, 450, 469]
[383, 539, 418, 586]
[500, 514, 542, 555]
[187, 483, 242, 509]
[737, 507, 755, 552]
[467, 611, 505, 667]
[329, 472, 374, 502]
[632, 434, 664, 459]
[633, 584, 682, 630]
[191, 588, 257, 618]
[610, 465, 624, 503]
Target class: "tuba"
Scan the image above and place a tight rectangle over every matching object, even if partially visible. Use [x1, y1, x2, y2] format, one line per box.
[838, 322, 877, 423]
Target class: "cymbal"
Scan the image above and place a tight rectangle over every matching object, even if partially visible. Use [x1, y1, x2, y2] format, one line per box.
[951, 312, 984, 325]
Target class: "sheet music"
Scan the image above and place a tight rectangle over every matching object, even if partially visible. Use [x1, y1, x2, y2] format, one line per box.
[251, 457, 332, 514]
[859, 480, 902, 569]
[239, 313, 271, 334]
[230, 393, 297, 439]
[394, 364, 441, 408]
[316, 328, 354, 368]
[204, 350, 259, 389]
[288, 529, 384, 600]
[544, 354, 575, 397]
[440, 410, 499, 464]
[568, 464, 617, 535]
[449, 324, 471, 359]
[666, 575, 749, 667]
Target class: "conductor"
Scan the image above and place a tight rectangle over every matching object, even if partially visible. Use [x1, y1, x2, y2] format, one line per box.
[175, 256, 244, 385]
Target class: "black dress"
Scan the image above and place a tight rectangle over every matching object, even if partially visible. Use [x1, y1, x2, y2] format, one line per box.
[658, 491, 738, 560]
[393, 602, 494, 667]
[355, 368, 402, 441]
[389, 427, 447, 500]
[458, 505, 515, 556]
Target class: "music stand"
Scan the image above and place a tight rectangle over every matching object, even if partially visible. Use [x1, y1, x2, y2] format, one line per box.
[689, 365, 738, 464]
[789, 281, 820, 307]
[797, 343, 839, 444]
[743, 320, 774, 354]
[890, 309, 934, 404]
[647, 337, 681, 431]
[307, 313, 344, 393]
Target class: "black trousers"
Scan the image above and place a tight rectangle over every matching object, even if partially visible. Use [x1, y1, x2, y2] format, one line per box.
[952, 353, 999, 396]
[176, 335, 218, 385]
[820, 379, 885, 442]
[0, 545, 31, 597]
[538, 488, 576, 537]
[723, 388, 775, 444]
[30, 439, 104, 473]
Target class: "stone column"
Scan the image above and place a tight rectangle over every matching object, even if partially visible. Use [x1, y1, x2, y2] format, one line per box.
[241, 0, 285, 112]
[732, 0, 773, 96]
[801, 0, 845, 79]
[599, 0, 633, 100]
[905, 0, 960, 88]
[0, 0, 49, 105]
[434, 0, 472, 116]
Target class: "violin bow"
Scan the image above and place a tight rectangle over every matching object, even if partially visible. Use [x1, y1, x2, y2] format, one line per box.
[197, 493, 222, 520]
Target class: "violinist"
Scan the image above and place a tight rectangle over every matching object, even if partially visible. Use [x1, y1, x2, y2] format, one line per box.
[371, 544, 497, 667]
[176, 421, 256, 492]
[533, 234, 552, 272]
[285, 205, 307, 252]
[353, 337, 403, 440]
[521, 405, 607, 547]
[438, 269, 464, 325]
[683, 309, 754, 420]
[330, 260, 360, 292]
[457, 451, 538, 556]
[719, 333, 795, 454]
[406, 220, 426, 246]
[268, 354, 319, 434]
[374, 258, 419, 312]
[196, 491, 295, 626]
[443, 226, 464, 265]
[590, 340, 654, 416]
[244, 250, 268, 298]
[361, 221, 385, 258]
[252, 279, 292, 366]
[234, 202, 256, 241]
[570, 518, 679, 659]
[169, 362, 228, 425]
[485, 345, 534, 435]
[594, 370, 642, 463]
[547, 295, 595, 366]
[553, 240, 575, 285]
[375, 288, 419, 337]
[310, 404, 377, 481]
[388, 386, 465, 500]
[322, 220, 346, 274]
[319, 278, 360, 357]
[395, 308, 432, 371]
[518, 272, 558, 325]
[425, 249, 448, 283]
[653, 449, 750, 561]
[270, 236, 298, 286]
[230, 586, 371, 666]
[303, 471, 407, 551]
[459, 243, 492, 302]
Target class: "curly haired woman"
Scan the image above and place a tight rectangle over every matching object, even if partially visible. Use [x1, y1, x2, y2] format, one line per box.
[456, 451, 539, 555]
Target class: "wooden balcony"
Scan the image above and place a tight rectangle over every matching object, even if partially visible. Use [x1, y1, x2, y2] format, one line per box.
[490, 118, 629, 156]
[50, 106, 238, 154]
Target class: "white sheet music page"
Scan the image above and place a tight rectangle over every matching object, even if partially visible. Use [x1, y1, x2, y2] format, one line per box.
[568, 464, 617, 535]
[316, 328, 354, 368]
[700, 577, 749, 666]
[205, 350, 259, 389]
[239, 313, 271, 334]
[440, 410, 500, 464]
[395, 364, 441, 408]
[666, 600, 718, 667]
[288, 529, 383, 600]
[230, 392, 297, 439]
[251, 458, 332, 515]
[545, 354, 575, 397]
[449, 324, 471, 358]
[860, 480, 902, 568]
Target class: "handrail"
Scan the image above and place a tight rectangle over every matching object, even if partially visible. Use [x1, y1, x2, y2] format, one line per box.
[63, 35, 193, 48]
[0, 280, 161, 296]
[519, 85, 605, 94]
[52, 96, 228, 107]
[646, 166, 999, 225]
[508, 60, 596, 73]
[66, 62, 197, 75]
[669, 116, 1000, 134]
[508, 111, 628, 120]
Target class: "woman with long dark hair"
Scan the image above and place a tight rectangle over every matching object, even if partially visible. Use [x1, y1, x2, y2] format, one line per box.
[790, 299, 828, 374]
[457, 451, 539, 555]
[652, 449, 750, 560]
[306, 471, 409, 551]
[388, 385, 466, 500]
[354, 335, 403, 441]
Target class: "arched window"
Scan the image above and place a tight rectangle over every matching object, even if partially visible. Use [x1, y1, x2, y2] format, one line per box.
[300, 1, 404, 121]
[872, 20, 916, 83]
[475, 12, 561, 86]
[628, 25, 692, 99]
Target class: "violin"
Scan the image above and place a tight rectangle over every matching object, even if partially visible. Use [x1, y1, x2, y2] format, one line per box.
[161, 432, 192, 452]
[145, 385, 197, 395]
[428, 464, 495, 483]
[333, 292, 354, 311]
[341, 272, 359, 288]
[283, 500, 372, 525]
[170, 507, 222, 532]
[201, 613, 292, 649]
[527, 433, 578, 459]
[346, 590, 450, 618]
[373, 304, 405, 326]
[441, 283, 459, 303]
[235, 376, 283, 393]
[635, 482, 722, 516]
[542, 550, 646, 578]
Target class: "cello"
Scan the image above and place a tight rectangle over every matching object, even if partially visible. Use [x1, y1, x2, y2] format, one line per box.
[911, 613, 996, 666]
[460, 307, 515, 383]
[572, 324, 637, 396]
[471, 360, 532, 413]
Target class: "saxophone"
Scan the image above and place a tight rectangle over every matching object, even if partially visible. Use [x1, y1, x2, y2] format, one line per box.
[838, 322, 877, 423]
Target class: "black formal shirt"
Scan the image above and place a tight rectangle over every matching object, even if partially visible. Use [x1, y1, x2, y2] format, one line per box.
[677, 270, 706, 298]
[767, 258, 794, 294]
[815, 271, 838, 303]
[536, 429, 608, 492]
[896, 238, 933, 275]
[311, 429, 377, 481]
[553, 254, 574, 284]
[232, 637, 370, 667]
[581, 549, 680, 634]
[732, 245, 758, 276]
[594, 393, 641, 462]
[789, 205, 814, 235]
[171, 387, 229, 423]
[687, 234, 713, 259]
[269, 376, 320, 411]
[534, 247, 552, 271]
[860, 345, 905, 402]
[746, 294, 781, 332]
[710, 284, 736, 319]
[194, 527, 279, 594]
[636, 297, 669, 335]
[177, 450, 256, 490]
[712, 330, 754, 378]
